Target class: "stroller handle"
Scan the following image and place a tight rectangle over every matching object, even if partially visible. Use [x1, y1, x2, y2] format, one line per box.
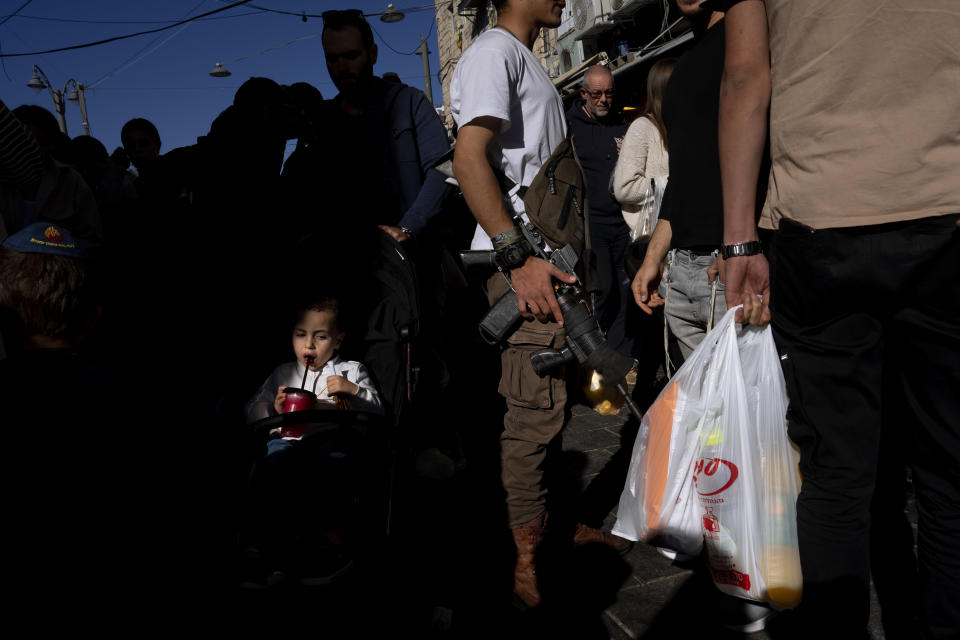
[247, 409, 384, 437]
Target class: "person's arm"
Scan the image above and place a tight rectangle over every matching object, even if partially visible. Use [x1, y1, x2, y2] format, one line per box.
[612, 119, 654, 206]
[245, 370, 282, 423]
[452, 118, 575, 324]
[631, 219, 672, 314]
[388, 92, 455, 239]
[346, 363, 384, 416]
[718, 0, 771, 325]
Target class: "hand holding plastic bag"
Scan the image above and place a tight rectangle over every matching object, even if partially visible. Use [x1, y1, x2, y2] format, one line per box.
[613, 307, 802, 608]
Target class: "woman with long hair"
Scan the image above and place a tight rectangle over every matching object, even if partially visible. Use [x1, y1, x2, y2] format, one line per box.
[612, 58, 677, 239]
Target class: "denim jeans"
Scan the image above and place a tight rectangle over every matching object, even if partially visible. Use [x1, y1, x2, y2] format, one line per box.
[663, 248, 727, 362]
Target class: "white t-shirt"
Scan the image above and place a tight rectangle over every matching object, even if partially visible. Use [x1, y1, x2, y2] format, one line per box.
[450, 28, 567, 250]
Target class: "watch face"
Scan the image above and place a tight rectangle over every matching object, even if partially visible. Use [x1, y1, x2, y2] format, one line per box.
[506, 243, 530, 268]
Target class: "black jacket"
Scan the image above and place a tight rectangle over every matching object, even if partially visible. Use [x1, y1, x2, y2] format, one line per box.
[565, 100, 628, 223]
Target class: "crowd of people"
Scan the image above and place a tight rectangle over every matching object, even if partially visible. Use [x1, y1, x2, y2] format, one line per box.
[0, 0, 956, 637]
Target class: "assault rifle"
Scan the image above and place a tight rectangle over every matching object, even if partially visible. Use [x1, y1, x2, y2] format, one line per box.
[461, 219, 644, 421]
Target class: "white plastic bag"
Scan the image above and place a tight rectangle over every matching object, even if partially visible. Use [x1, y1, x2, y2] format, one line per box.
[613, 307, 802, 608]
[611, 306, 741, 556]
[693, 309, 802, 608]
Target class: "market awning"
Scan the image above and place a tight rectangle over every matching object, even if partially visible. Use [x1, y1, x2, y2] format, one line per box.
[553, 52, 610, 92]
[611, 30, 694, 77]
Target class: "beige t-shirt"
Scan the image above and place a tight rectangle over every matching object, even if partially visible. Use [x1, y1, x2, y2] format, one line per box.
[760, 0, 960, 230]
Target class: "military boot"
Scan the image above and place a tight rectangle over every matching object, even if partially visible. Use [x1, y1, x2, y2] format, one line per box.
[511, 512, 547, 608]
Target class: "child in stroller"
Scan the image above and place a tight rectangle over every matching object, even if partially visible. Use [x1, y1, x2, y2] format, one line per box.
[242, 297, 384, 587]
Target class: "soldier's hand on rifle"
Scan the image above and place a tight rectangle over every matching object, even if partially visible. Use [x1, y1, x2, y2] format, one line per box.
[511, 256, 576, 324]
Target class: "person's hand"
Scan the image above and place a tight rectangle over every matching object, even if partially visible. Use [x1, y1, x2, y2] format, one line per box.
[378, 225, 411, 243]
[723, 254, 771, 325]
[510, 257, 577, 324]
[326, 375, 359, 396]
[707, 254, 725, 287]
[632, 259, 665, 315]
[274, 385, 288, 414]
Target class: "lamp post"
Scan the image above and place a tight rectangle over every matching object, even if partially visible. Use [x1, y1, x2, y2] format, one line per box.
[66, 80, 90, 136]
[415, 35, 434, 105]
[377, 6, 433, 106]
[26, 65, 90, 136]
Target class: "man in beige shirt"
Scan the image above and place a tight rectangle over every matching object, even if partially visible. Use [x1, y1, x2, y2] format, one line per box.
[716, 0, 959, 637]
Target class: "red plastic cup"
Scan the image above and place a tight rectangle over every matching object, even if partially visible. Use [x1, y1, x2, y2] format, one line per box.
[281, 388, 316, 438]
[282, 387, 316, 413]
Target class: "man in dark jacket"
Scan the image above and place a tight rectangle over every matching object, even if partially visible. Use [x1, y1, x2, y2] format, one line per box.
[565, 65, 633, 356]
[295, 10, 452, 244]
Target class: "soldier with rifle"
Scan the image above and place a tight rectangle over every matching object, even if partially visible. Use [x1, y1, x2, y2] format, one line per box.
[451, 0, 637, 608]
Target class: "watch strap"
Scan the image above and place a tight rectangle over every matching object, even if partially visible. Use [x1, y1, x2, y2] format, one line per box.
[721, 241, 763, 260]
[492, 226, 524, 252]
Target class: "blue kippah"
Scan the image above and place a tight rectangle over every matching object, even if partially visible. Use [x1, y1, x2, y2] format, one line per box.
[1, 223, 87, 259]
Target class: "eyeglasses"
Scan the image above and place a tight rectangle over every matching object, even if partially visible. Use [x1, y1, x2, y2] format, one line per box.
[583, 89, 615, 100]
[321, 9, 365, 21]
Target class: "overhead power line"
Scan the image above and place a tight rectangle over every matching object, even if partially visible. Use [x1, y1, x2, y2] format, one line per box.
[0, 0, 255, 58]
[1, 10, 264, 25]
[214, 0, 448, 19]
[86, 0, 208, 89]
[370, 17, 435, 56]
[0, 0, 33, 27]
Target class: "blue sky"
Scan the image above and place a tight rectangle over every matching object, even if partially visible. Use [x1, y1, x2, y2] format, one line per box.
[0, 1, 444, 156]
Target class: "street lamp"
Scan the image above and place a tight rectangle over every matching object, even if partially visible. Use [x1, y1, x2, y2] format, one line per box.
[209, 62, 231, 77]
[26, 65, 90, 136]
[27, 65, 67, 135]
[380, 4, 405, 23]
[65, 80, 91, 136]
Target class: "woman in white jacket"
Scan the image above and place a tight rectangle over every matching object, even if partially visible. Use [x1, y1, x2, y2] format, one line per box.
[612, 59, 676, 239]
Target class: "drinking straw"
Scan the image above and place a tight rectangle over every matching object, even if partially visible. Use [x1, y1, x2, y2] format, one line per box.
[301, 355, 313, 390]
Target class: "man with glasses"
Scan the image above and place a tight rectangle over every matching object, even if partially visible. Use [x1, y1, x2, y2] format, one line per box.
[565, 66, 632, 360]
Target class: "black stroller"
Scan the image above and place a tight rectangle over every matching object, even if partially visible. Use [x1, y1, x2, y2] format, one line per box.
[239, 230, 422, 590]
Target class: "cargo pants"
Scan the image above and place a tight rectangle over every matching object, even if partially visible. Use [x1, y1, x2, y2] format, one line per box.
[487, 274, 568, 529]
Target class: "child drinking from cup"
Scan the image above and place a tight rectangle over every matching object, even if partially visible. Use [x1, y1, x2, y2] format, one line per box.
[245, 297, 382, 444]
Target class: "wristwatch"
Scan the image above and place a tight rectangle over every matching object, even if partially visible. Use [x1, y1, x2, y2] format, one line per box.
[495, 238, 533, 270]
[720, 241, 763, 260]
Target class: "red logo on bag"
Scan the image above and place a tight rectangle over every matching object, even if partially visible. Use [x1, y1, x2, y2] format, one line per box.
[710, 567, 751, 591]
[693, 457, 739, 496]
[702, 507, 720, 538]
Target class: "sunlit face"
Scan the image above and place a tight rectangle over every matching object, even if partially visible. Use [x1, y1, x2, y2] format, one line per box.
[533, 0, 566, 28]
[322, 26, 377, 94]
[580, 71, 615, 119]
[292, 310, 343, 371]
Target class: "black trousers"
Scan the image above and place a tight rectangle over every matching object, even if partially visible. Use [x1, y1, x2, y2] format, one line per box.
[589, 219, 661, 366]
[770, 215, 959, 639]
